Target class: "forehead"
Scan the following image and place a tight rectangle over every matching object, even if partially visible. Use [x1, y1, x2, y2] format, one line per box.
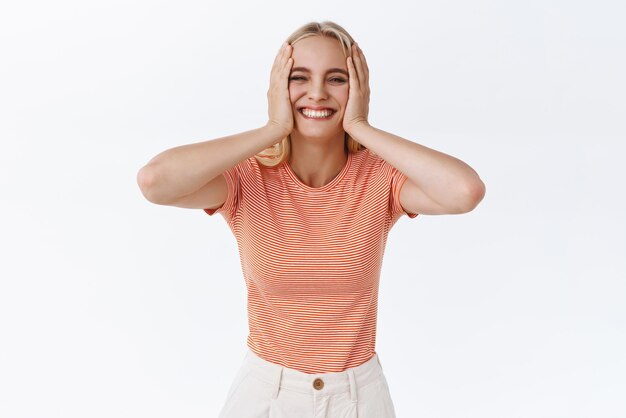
[291, 36, 346, 69]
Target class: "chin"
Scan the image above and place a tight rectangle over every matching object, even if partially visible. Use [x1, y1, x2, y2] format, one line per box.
[293, 125, 343, 139]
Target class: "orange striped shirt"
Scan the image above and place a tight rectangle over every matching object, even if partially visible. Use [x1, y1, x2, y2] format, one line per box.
[204, 148, 418, 373]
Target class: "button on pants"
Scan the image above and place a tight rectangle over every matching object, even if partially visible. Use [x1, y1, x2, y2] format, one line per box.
[218, 348, 397, 418]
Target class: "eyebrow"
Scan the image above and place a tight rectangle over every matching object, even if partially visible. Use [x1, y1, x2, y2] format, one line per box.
[290, 67, 349, 76]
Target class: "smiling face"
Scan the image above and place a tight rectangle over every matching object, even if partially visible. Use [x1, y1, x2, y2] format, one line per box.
[288, 35, 349, 139]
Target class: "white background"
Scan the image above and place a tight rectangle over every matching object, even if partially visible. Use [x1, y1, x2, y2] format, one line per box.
[1, 0, 624, 417]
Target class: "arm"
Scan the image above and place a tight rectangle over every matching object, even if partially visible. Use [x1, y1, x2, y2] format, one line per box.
[136, 125, 286, 205]
[349, 124, 485, 214]
[136, 42, 295, 206]
[344, 43, 485, 215]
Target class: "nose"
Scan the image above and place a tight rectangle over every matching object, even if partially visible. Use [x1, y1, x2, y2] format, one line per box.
[307, 78, 328, 101]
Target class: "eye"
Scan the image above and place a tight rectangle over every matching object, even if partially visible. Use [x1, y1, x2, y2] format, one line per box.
[288, 75, 347, 83]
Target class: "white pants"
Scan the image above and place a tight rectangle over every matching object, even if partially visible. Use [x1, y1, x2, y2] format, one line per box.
[218, 348, 397, 418]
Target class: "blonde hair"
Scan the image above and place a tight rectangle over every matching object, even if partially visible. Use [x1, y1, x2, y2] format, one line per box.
[255, 21, 366, 167]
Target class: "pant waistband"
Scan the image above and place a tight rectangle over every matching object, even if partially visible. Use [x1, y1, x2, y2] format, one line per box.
[242, 348, 385, 400]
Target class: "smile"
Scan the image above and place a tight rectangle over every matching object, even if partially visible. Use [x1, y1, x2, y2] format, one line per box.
[298, 108, 336, 120]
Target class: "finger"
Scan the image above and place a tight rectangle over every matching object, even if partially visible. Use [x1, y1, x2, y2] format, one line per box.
[270, 45, 284, 81]
[351, 44, 364, 87]
[356, 43, 369, 88]
[281, 46, 293, 82]
[276, 43, 291, 73]
[271, 43, 291, 83]
[352, 44, 367, 91]
[347, 55, 360, 91]
[282, 57, 293, 83]
[282, 44, 293, 71]
[272, 43, 287, 68]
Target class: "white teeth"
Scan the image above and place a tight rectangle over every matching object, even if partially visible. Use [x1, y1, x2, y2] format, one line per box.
[301, 108, 333, 118]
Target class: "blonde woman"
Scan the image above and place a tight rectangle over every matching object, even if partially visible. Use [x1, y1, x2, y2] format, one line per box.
[137, 21, 485, 418]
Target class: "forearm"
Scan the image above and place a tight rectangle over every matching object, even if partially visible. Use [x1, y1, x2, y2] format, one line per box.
[349, 123, 485, 208]
[137, 124, 286, 204]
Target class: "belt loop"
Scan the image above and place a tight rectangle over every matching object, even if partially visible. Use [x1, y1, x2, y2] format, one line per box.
[347, 369, 358, 404]
[271, 365, 283, 400]
[376, 353, 384, 370]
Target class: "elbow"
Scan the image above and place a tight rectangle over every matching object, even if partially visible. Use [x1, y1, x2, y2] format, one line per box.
[137, 165, 162, 204]
[461, 178, 486, 213]
[452, 178, 486, 214]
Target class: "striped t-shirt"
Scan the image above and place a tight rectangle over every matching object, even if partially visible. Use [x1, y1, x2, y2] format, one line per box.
[204, 147, 418, 373]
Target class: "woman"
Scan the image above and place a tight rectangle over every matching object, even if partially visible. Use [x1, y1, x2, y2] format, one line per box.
[137, 21, 485, 418]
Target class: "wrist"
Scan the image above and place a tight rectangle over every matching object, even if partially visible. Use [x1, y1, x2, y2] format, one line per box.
[346, 121, 372, 138]
[263, 121, 291, 141]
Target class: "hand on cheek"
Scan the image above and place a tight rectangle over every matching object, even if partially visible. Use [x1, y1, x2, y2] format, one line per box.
[343, 43, 370, 134]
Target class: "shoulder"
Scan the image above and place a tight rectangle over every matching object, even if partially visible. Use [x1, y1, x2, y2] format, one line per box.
[229, 155, 270, 179]
[351, 148, 394, 177]
[351, 147, 381, 168]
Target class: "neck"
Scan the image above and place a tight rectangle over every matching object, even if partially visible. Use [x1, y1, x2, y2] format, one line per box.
[288, 131, 348, 188]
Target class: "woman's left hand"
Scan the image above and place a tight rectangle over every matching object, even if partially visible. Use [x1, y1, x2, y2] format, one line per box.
[343, 43, 371, 134]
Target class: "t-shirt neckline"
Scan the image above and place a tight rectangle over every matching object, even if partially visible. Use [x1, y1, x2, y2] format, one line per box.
[282, 151, 353, 192]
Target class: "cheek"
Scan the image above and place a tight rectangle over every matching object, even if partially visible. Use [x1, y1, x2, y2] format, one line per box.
[289, 85, 304, 104]
[336, 87, 349, 108]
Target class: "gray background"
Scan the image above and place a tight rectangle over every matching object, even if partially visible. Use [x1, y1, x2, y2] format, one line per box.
[1, 0, 624, 417]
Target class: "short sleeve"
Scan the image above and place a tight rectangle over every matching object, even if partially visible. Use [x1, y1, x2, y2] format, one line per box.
[388, 163, 419, 221]
[203, 163, 240, 224]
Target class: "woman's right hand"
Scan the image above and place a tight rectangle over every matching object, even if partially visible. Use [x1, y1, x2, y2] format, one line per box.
[266, 42, 294, 137]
